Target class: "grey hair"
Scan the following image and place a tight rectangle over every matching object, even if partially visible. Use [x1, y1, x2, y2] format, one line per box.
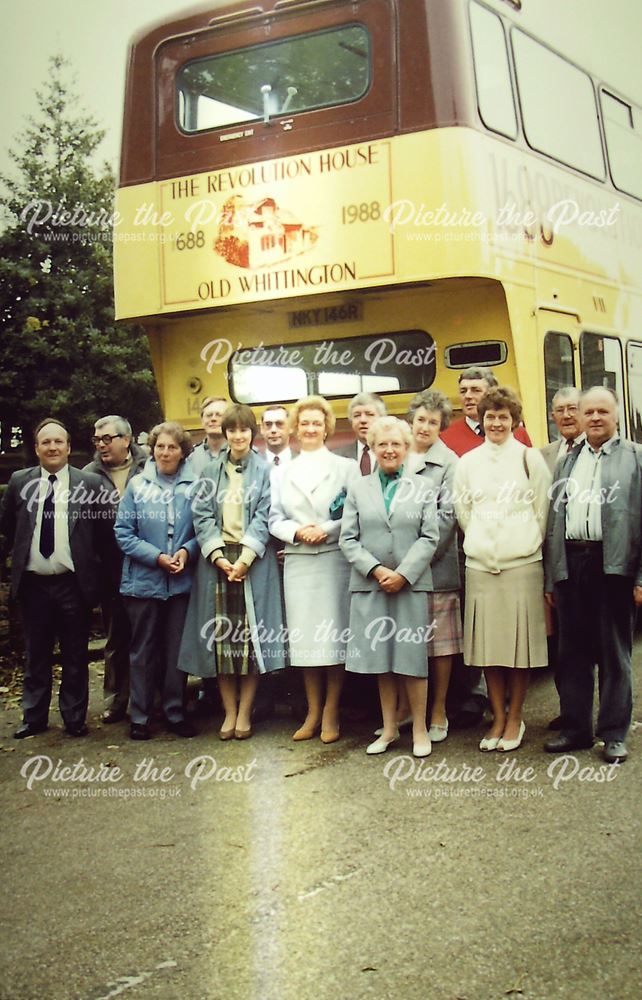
[551, 386, 580, 409]
[367, 415, 412, 449]
[457, 367, 498, 387]
[347, 392, 387, 418]
[95, 415, 132, 437]
[407, 389, 453, 430]
[580, 385, 620, 407]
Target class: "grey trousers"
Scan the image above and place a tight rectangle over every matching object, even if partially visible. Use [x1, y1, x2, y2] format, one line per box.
[125, 595, 189, 725]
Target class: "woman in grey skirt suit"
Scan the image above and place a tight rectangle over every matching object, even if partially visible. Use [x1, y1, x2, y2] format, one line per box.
[339, 417, 439, 757]
[269, 395, 358, 744]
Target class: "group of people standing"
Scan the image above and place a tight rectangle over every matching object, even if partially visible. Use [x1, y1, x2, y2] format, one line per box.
[1, 367, 638, 764]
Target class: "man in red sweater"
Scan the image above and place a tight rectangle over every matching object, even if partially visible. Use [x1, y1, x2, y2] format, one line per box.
[441, 367, 532, 455]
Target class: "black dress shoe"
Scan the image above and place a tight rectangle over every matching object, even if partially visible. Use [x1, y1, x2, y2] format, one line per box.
[65, 722, 88, 737]
[603, 740, 628, 764]
[130, 723, 151, 741]
[547, 715, 563, 731]
[14, 721, 48, 739]
[102, 708, 127, 724]
[166, 719, 196, 738]
[544, 734, 593, 753]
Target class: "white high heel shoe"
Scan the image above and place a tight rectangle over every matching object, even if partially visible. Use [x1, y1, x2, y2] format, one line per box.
[479, 734, 501, 752]
[366, 730, 400, 755]
[497, 721, 526, 752]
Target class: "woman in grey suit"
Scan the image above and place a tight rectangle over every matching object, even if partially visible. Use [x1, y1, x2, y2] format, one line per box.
[339, 417, 439, 757]
[269, 395, 358, 743]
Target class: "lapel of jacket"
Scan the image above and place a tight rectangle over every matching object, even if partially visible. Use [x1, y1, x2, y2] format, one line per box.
[364, 470, 390, 526]
[24, 468, 41, 539]
[68, 467, 81, 538]
[288, 451, 332, 506]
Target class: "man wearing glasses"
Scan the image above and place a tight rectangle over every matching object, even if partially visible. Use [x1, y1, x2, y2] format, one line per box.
[83, 416, 147, 723]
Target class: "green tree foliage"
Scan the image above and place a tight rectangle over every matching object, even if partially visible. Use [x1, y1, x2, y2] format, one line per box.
[0, 54, 161, 455]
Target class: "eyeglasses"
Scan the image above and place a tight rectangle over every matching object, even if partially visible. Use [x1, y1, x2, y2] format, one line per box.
[92, 434, 124, 446]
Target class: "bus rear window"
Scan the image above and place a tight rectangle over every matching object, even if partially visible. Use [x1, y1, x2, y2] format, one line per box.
[229, 330, 435, 405]
[177, 24, 371, 133]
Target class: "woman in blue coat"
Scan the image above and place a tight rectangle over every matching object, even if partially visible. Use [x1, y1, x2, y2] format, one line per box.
[179, 404, 286, 740]
[115, 421, 199, 741]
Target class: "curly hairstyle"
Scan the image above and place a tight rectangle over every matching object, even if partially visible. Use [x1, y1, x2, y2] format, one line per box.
[148, 421, 193, 458]
[288, 395, 336, 437]
[477, 386, 523, 428]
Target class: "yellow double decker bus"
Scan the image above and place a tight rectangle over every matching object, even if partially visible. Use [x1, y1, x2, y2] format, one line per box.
[114, 0, 642, 444]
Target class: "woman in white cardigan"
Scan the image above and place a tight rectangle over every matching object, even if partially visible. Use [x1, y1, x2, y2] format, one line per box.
[269, 395, 358, 743]
[454, 387, 551, 752]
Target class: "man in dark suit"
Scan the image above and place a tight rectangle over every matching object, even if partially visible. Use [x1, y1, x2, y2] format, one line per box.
[544, 387, 642, 764]
[0, 419, 110, 738]
[333, 392, 386, 475]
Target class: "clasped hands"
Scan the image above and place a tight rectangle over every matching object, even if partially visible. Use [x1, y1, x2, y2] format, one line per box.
[213, 556, 248, 582]
[372, 565, 407, 593]
[295, 524, 328, 545]
[158, 549, 188, 575]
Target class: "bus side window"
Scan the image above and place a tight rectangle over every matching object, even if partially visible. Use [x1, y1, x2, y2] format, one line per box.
[470, 2, 518, 139]
[544, 331, 575, 442]
[580, 331, 626, 433]
[626, 343, 642, 443]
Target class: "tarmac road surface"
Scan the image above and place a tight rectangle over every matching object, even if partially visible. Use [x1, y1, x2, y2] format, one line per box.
[0, 647, 640, 1000]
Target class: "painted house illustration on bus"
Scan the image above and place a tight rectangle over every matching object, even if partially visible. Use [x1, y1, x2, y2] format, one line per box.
[214, 195, 318, 269]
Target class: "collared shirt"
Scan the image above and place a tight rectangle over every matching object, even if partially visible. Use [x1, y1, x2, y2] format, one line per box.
[27, 465, 75, 575]
[187, 438, 226, 476]
[265, 446, 293, 468]
[565, 433, 618, 541]
[465, 416, 484, 437]
[555, 433, 586, 465]
[378, 466, 403, 514]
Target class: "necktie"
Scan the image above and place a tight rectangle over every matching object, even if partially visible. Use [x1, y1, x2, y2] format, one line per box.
[359, 444, 370, 476]
[566, 438, 575, 453]
[39, 474, 56, 558]
[476, 425, 485, 437]
[273, 455, 280, 466]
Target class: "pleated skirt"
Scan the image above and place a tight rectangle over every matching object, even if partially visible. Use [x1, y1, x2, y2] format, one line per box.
[463, 563, 548, 669]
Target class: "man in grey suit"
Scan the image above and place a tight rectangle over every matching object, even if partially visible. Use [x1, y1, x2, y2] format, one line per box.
[540, 387, 584, 475]
[0, 419, 110, 738]
[543, 387, 642, 763]
[540, 386, 584, 728]
[333, 392, 386, 475]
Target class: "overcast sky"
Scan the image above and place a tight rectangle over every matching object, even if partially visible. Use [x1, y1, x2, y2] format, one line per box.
[0, 0, 640, 182]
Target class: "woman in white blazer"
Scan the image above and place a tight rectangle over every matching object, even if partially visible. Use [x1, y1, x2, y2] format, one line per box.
[269, 395, 358, 743]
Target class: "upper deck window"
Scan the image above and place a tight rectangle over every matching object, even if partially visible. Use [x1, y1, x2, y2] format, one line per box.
[601, 91, 642, 201]
[470, 2, 517, 139]
[177, 24, 371, 133]
[512, 29, 605, 180]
